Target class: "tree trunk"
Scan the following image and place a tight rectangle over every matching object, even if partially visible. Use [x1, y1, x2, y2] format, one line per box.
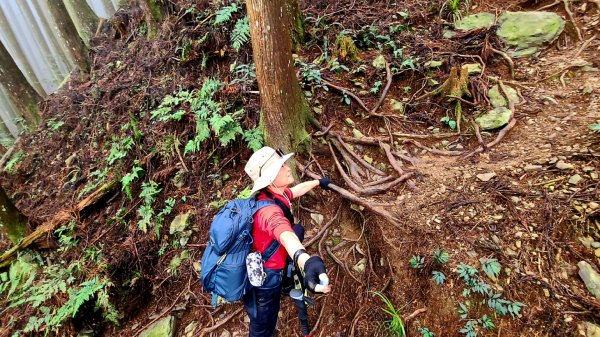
[246, 0, 310, 153]
[139, 0, 163, 39]
[287, 0, 305, 52]
[0, 8, 45, 96]
[64, 0, 100, 48]
[0, 40, 41, 126]
[44, 0, 90, 72]
[0, 186, 27, 245]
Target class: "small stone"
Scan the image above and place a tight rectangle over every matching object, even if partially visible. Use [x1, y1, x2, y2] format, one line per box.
[516, 240, 522, 249]
[183, 322, 199, 337]
[455, 144, 464, 150]
[424, 60, 443, 68]
[592, 242, 600, 249]
[345, 118, 356, 127]
[353, 258, 367, 273]
[591, 172, 598, 180]
[583, 166, 594, 172]
[524, 164, 543, 172]
[462, 63, 482, 75]
[477, 172, 497, 182]
[578, 322, 600, 337]
[579, 236, 594, 248]
[352, 128, 365, 138]
[582, 82, 594, 94]
[596, 248, 600, 258]
[219, 331, 231, 337]
[313, 106, 323, 114]
[555, 161, 574, 170]
[578, 261, 600, 298]
[389, 99, 404, 114]
[589, 202, 599, 210]
[139, 316, 175, 337]
[569, 174, 583, 185]
[506, 248, 518, 256]
[311, 213, 324, 226]
[363, 155, 373, 164]
[372, 54, 386, 70]
[543, 288, 550, 297]
[476, 107, 512, 130]
[427, 78, 439, 86]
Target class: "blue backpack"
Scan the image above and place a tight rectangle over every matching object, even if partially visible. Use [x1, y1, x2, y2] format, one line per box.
[200, 197, 279, 307]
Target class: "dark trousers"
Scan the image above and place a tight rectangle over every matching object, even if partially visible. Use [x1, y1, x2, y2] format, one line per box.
[243, 224, 305, 337]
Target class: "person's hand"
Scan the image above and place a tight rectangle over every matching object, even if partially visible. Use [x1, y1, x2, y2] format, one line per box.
[318, 178, 332, 190]
[303, 256, 331, 293]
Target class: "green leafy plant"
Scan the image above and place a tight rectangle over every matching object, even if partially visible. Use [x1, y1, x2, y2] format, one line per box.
[154, 197, 176, 237]
[409, 255, 425, 269]
[590, 122, 600, 132]
[440, 116, 457, 130]
[418, 327, 435, 337]
[341, 92, 351, 105]
[296, 59, 329, 91]
[214, 2, 239, 26]
[230, 62, 256, 86]
[440, 0, 470, 22]
[121, 162, 143, 200]
[150, 90, 191, 122]
[46, 118, 65, 131]
[329, 59, 350, 74]
[77, 167, 109, 200]
[372, 291, 406, 337]
[137, 181, 161, 233]
[487, 293, 524, 317]
[432, 271, 446, 285]
[231, 17, 250, 52]
[457, 302, 469, 319]
[242, 127, 264, 152]
[107, 136, 134, 165]
[479, 315, 495, 330]
[432, 248, 449, 265]
[370, 81, 383, 94]
[55, 220, 79, 253]
[3, 150, 24, 173]
[480, 258, 501, 280]
[459, 319, 478, 337]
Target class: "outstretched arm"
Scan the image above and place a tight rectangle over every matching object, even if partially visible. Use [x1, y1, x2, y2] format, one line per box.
[289, 178, 331, 198]
[279, 231, 331, 293]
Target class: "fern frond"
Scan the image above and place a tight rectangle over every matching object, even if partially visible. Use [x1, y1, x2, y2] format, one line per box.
[231, 17, 250, 52]
[214, 3, 239, 26]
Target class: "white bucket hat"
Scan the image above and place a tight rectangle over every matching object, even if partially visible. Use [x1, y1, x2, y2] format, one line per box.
[245, 146, 294, 194]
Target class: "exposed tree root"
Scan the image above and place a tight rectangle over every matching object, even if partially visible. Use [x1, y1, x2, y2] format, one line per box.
[380, 142, 417, 191]
[370, 61, 393, 116]
[563, 0, 583, 41]
[491, 47, 515, 78]
[403, 139, 465, 156]
[298, 162, 403, 229]
[198, 307, 244, 337]
[305, 205, 342, 247]
[322, 80, 370, 113]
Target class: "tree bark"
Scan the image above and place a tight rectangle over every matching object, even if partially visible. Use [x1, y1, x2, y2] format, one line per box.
[0, 40, 41, 126]
[0, 8, 45, 96]
[246, 0, 310, 152]
[139, 0, 163, 39]
[287, 0, 305, 52]
[64, 0, 100, 48]
[0, 186, 27, 245]
[43, 0, 90, 72]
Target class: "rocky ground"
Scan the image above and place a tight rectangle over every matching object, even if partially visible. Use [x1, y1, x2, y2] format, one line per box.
[0, 0, 599, 337]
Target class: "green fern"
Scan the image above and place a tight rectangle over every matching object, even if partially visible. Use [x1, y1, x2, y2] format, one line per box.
[214, 2, 239, 26]
[121, 163, 144, 200]
[3, 150, 24, 173]
[231, 17, 250, 52]
[137, 181, 162, 233]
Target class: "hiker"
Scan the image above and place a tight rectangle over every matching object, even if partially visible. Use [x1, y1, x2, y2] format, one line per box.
[243, 146, 332, 337]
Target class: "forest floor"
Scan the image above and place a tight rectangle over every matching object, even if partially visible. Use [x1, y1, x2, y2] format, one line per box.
[0, 0, 599, 336]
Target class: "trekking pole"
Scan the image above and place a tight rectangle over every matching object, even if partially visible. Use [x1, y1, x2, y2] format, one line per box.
[289, 264, 315, 337]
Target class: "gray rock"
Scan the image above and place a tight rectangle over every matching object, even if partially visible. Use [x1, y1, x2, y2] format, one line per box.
[477, 172, 497, 182]
[524, 165, 543, 172]
[578, 261, 600, 299]
[183, 322, 198, 337]
[488, 84, 520, 108]
[389, 99, 405, 114]
[569, 174, 583, 185]
[476, 107, 512, 130]
[353, 258, 367, 273]
[424, 60, 443, 69]
[462, 63, 482, 75]
[454, 12, 496, 31]
[219, 331, 231, 337]
[497, 11, 564, 58]
[311, 213, 324, 226]
[555, 161, 574, 170]
[139, 316, 175, 337]
[577, 322, 600, 337]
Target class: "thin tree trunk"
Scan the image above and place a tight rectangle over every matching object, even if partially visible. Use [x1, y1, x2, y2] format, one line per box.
[0, 186, 27, 245]
[246, 0, 310, 152]
[64, 0, 100, 48]
[43, 0, 90, 72]
[0, 7, 45, 96]
[0, 40, 41, 126]
[138, 0, 163, 39]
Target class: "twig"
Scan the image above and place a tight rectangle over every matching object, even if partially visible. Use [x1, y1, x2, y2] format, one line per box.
[370, 61, 393, 115]
[309, 295, 328, 336]
[491, 47, 515, 78]
[574, 34, 597, 58]
[175, 137, 189, 172]
[392, 151, 421, 166]
[472, 119, 486, 150]
[405, 308, 427, 321]
[564, 0, 583, 41]
[135, 288, 185, 336]
[305, 205, 342, 247]
[380, 142, 418, 191]
[537, 0, 560, 10]
[363, 175, 395, 187]
[348, 306, 365, 337]
[198, 307, 244, 337]
[393, 132, 464, 139]
[323, 80, 370, 114]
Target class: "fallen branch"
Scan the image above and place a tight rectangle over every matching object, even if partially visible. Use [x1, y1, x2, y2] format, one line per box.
[0, 181, 118, 268]
[305, 205, 342, 247]
[198, 307, 244, 337]
[298, 162, 403, 228]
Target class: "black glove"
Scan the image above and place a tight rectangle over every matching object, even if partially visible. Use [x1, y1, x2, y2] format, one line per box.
[318, 178, 332, 190]
[303, 256, 327, 293]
